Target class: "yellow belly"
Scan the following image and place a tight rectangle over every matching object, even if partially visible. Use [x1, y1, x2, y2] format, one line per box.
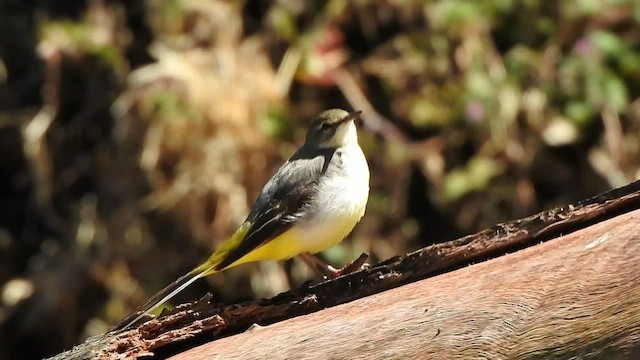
[227, 205, 365, 268]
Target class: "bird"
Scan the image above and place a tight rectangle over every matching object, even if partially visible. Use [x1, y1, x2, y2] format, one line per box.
[115, 108, 370, 330]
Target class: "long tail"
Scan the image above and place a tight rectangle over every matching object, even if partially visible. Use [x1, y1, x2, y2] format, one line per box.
[114, 262, 216, 330]
[114, 224, 249, 330]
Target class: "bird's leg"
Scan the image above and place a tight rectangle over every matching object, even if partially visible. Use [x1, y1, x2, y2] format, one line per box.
[298, 252, 339, 277]
[338, 252, 370, 275]
[298, 252, 369, 279]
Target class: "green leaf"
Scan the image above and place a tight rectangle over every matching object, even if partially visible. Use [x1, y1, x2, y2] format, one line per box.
[603, 74, 629, 111]
[565, 101, 595, 125]
[590, 30, 626, 58]
[443, 157, 503, 202]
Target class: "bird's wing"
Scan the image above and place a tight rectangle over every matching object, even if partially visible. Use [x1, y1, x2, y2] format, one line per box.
[213, 147, 334, 270]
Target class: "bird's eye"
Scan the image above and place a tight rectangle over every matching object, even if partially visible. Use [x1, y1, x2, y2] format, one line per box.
[320, 122, 333, 131]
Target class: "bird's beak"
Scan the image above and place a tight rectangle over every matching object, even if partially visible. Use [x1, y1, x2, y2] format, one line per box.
[340, 110, 362, 125]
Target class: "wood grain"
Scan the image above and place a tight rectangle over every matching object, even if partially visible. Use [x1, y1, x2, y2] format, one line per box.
[172, 209, 640, 360]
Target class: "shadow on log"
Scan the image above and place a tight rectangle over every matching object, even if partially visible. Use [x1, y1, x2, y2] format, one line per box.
[51, 181, 640, 359]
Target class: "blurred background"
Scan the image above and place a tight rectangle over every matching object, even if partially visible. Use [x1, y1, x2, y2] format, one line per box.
[1, 0, 639, 358]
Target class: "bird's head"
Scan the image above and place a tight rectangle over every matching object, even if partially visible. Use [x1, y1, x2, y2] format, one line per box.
[305, 109, 362, 149]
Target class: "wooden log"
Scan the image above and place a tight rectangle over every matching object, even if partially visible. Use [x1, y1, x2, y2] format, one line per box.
[173, 209, 640, 359]
[48, 180, 640, 359]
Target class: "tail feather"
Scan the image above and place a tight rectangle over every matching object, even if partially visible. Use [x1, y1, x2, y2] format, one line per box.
[114, 266, 214, 330]
[114, 224, 247, 330]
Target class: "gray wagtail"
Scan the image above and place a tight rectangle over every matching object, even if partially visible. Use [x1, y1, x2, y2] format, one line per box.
[117, 108, 370, 329]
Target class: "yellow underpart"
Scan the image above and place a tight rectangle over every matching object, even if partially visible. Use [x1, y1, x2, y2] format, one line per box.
[192, 196, 365, 277]
[228, 213, 363, 269]
[227, 227, 305, 268]
[190, 222, 306, 276]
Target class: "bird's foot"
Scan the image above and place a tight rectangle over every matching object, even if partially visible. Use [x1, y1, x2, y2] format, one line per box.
[298, 252, 369, 279]
[329, 252, 369, 278]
